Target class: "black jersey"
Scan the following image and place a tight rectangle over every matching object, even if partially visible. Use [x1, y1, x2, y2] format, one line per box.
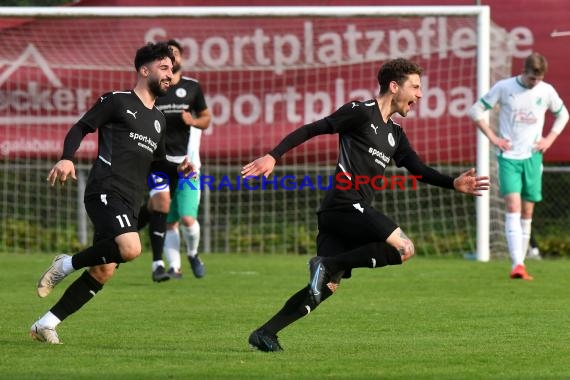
[319, 99, 415, 211]
[268, 99, 454, 212]
[79, 91, 166, 209]
[154, 76, 208, 160]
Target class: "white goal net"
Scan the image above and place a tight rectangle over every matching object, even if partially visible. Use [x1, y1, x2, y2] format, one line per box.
[0, 6, 510, 258]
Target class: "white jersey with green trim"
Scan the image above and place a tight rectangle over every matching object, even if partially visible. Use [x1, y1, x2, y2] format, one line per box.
[480, 75, 564, 159]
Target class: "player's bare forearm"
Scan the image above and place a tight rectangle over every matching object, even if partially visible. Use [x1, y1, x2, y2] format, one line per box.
[182, 109, 211, 130]
[475, 121, 511, 151]
[191, 113, 212, 129]
[453, 168, 490, 196]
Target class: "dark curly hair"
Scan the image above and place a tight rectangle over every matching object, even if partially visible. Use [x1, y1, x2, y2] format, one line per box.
[377, 58, 423, 95]
[134, 42, 175, 71]
[166, 39, 183, 54]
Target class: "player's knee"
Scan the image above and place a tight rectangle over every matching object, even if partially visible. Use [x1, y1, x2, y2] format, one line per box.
[118, 240, 141, 261]
[120, 247, 141, 261]
[180, 216, 196, 227]
[149, 192, 170, 213]
[88, 265, 116, 284]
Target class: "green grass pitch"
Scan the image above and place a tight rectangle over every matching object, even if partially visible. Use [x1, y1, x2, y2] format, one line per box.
[1, 252, 569, 379]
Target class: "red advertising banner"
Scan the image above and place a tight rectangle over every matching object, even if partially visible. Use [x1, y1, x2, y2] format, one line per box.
[1, 0, 568, 163]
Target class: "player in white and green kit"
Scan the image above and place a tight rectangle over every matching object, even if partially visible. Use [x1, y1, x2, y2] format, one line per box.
[469, 53, 568, 280]
[163, 126, 206, 278]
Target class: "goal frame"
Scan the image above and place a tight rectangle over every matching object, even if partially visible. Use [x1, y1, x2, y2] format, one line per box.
[0, 5, 491, 260]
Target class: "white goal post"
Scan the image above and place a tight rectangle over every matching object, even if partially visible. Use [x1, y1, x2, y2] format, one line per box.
[0, 6, 499, 260]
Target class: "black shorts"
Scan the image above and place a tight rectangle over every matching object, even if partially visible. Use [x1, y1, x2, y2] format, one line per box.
[84, 193, 139, 244]
[317, 202, 399, 278]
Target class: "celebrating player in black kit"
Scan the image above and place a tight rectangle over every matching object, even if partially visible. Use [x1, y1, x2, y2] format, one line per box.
[30, 42, 194, 344]
[242, 58, 491, 352]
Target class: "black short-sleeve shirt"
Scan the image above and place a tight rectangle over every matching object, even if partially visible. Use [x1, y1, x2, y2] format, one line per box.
[79, 91, 166, 209]
[154, 76, 208, 159]
[319, 99, 415, 211]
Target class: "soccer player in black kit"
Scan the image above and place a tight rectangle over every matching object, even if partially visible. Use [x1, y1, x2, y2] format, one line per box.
[141, 39, 211, 282]
[242, 58, 491, 352]
[30, 42, 194, 344]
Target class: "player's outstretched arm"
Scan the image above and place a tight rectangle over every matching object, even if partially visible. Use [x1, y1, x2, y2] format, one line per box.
[453, 168, 490, 196]
[47, 159, 77, 187]
[241, 119, 333, 179]
[241, 154, 277, 178]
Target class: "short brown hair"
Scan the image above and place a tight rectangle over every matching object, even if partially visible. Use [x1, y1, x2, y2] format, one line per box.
[377, 58, 423, 95]
[524, 53, 548, 76]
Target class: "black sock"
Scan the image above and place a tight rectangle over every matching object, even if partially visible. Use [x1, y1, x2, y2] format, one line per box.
[71, 238, 123, 269]
[325, 242, 402, 273]
[260, 285, 333, 335]
[149, 212, 167, 262]
[50, 271, 103, 321]
[137, 205, 151, 230]
[257, 244, 401, 336]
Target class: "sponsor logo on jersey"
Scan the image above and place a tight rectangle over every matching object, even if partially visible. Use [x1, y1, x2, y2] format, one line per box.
[368, 147, 391, 168]
[370, 123, 378, 134]
[514, 110, 538, 124]
[126, 109, 138, 119]
[129, 132, 158, 153]
[368, 147, 390, 162]
[156, 103, 188, 113]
